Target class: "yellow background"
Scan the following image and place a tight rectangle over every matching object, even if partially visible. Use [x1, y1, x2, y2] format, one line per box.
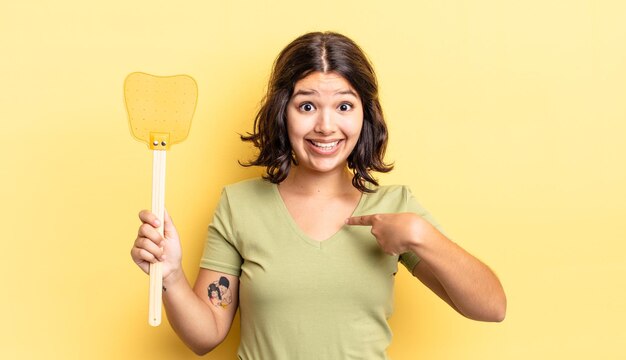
[2, 1, 625, 359]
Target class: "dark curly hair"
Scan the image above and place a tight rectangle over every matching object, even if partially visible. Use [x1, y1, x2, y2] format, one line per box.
[240, 31, 393, 192]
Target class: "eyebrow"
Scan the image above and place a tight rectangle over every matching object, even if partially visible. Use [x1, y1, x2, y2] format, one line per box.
[292, 89, 318, 97]
[291, 89, 359, 98]
[335, 89, 358, 97]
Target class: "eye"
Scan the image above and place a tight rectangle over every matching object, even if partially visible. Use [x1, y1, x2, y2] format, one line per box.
[338, 102, 353, 112]
[299, 102, 315, 112]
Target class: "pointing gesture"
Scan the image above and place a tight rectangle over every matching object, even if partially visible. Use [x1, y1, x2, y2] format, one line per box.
[346, 213, 435, 256]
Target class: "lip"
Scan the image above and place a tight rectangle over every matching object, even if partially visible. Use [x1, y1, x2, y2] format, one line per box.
[305, 139, 344, 155]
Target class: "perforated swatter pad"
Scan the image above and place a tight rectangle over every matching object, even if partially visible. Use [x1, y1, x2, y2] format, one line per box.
[124, 72, 197, 150]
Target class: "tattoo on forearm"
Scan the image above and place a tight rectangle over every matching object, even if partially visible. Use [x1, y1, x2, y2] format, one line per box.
[207, 276, 232, 308]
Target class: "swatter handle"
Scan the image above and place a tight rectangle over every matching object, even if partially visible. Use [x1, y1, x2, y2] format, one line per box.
[149, 150, 166, 326]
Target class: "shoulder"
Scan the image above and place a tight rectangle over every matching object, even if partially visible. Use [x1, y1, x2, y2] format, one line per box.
[359, 184, 412, 213]
[224, 177, 272, 195]
[222, 177, 275, 206]
[370, 184, 411, 198]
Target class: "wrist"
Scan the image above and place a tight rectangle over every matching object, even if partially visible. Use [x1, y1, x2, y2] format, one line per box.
[407, 216, 439, 254]
[162, 268, 186, 290]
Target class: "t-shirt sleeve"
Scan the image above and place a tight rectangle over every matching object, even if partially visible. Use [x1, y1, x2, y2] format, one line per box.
[199, 189, 243, 277]
[399, 186, 448, 273]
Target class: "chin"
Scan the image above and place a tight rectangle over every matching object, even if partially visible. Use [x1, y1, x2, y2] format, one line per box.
[302, 161, 348, 174]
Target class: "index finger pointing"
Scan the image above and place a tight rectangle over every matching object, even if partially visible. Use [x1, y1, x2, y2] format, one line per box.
[345, 215, 374, 226]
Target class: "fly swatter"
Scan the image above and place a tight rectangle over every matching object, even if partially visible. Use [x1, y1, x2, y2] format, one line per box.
[124, 72, 198, 326]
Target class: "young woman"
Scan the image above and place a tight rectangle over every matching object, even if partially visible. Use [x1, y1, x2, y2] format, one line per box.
[131, 31, 506, 359]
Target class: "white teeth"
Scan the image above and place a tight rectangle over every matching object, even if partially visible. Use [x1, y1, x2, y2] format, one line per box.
[311, 140, 339, 149]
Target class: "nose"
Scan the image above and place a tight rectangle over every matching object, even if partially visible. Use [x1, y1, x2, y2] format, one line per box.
[314, 108, 336, 135]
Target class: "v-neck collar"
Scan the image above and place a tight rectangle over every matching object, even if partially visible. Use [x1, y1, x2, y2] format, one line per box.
[271, 183, 367, 249]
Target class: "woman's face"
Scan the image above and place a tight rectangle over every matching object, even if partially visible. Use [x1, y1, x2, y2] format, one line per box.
[286, 71, 364, 175]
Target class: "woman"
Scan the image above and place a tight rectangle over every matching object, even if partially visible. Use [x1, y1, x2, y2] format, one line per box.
[207, 283, 222, 307]
[131, 31, 506, 359]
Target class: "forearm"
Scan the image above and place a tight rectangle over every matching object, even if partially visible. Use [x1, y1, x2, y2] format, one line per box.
[162, 271, 222, 354]
[411, 223, 506, 322]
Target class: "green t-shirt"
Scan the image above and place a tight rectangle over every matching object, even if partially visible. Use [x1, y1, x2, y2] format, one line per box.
[200, 178, 444, 360]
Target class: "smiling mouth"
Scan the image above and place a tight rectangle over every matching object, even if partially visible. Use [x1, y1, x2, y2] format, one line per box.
[308, 140, 341, 150]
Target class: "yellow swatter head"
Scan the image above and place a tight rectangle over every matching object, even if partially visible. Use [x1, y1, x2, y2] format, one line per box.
[124, 72, 198, 150]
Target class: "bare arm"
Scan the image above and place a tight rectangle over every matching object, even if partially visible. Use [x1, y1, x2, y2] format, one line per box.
[162, 269, 239, 355]
[131, 210, 239, 354]
[347, 213, 506, 322]
[410, 237, 506, 322]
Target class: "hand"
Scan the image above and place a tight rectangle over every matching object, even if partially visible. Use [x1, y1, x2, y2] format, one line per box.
[345, 213, 432, 256]
[130, 209, 183, 281]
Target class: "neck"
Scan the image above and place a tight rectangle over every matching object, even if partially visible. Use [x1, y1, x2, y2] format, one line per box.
[280, 166, 356, 196]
